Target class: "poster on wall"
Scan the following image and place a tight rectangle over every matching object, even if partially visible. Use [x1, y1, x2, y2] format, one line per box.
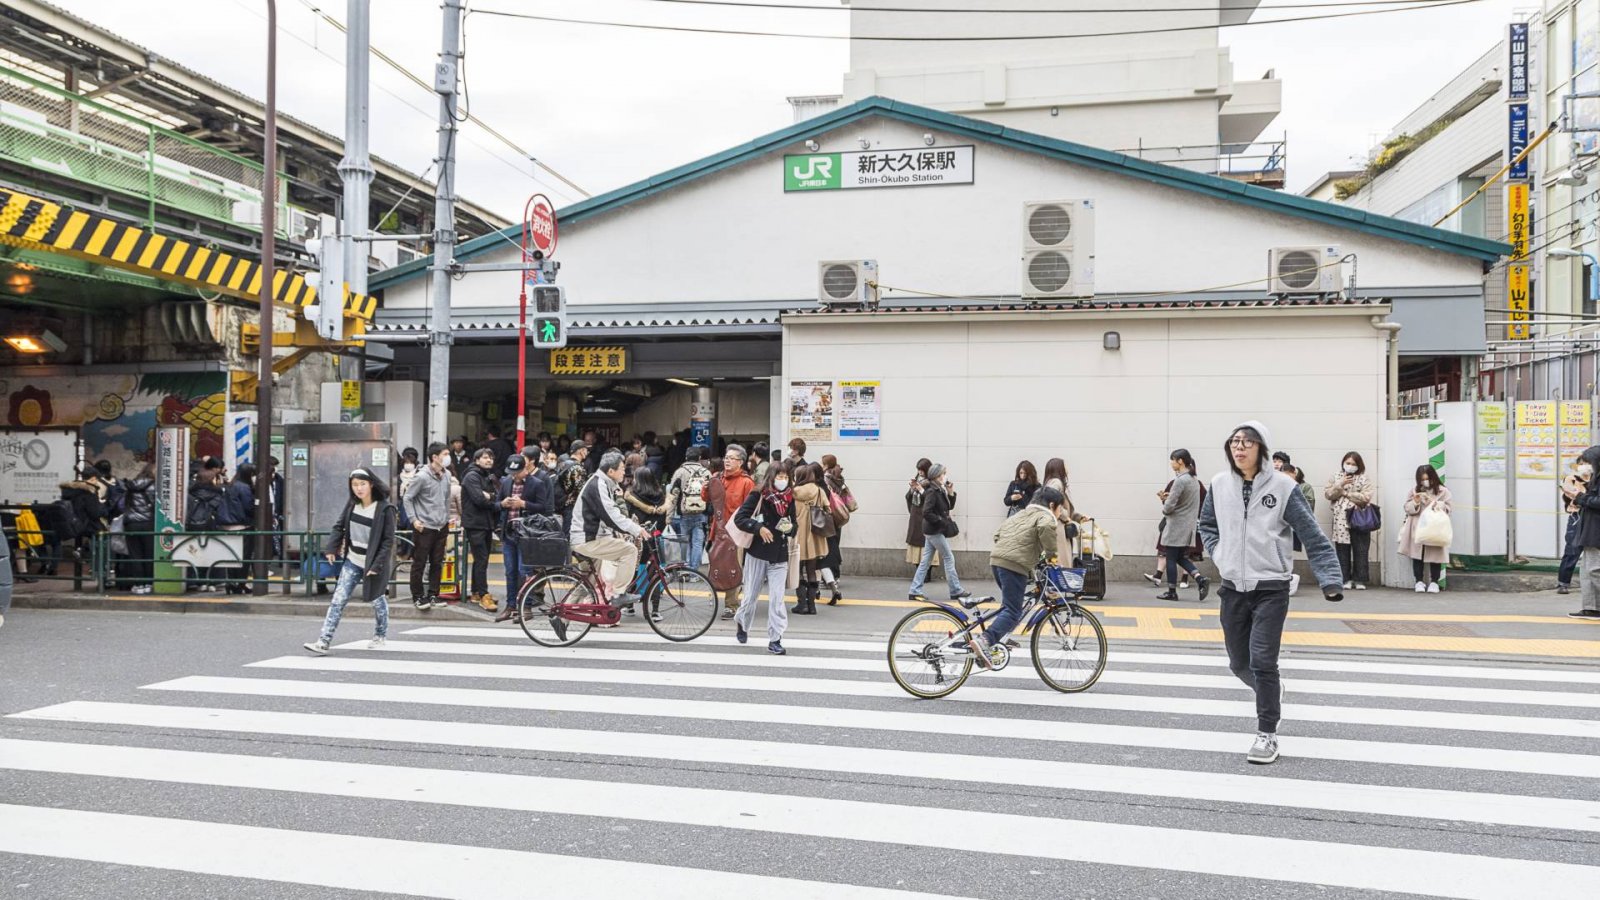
[837, 380, 881, 441]
[0, 428, 80, 504]
[1, 372, 227, 475]
[1515, 401, 1557, 479]
[1559, 401, 1593, 454]
[788, 381, 834, 442]
[1475, 402, 1507, 478]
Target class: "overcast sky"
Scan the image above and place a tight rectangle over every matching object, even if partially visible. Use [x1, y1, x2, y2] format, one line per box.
[53, 0, 1523, 218]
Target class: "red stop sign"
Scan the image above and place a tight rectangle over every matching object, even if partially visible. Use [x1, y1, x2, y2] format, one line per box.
[528, 194, 557, 258]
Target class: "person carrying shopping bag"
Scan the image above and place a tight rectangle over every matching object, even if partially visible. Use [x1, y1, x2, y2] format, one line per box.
[1399, 464, 1452, 593]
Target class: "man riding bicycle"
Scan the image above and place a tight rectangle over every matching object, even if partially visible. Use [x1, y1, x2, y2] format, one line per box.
[958, 486, 1065, 668]
[569, 451, 647, 608]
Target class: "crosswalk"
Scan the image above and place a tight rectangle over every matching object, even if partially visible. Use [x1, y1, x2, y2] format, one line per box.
[2, 622, 1598, 899]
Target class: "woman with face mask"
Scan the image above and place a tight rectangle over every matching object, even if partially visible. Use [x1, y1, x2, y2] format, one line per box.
[1557, 454, 1593, 595]
[1398, 464, 1452, 592]
[732, 461, 799, 654]
[1324, 451, 1376, 590]
[909, 464, 969, 603]
[1570, 445, 1600, 619]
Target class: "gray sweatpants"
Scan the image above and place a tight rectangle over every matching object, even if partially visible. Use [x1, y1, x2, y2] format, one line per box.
[735, 555, 789, 643]
[1581, 547, 1600, 613]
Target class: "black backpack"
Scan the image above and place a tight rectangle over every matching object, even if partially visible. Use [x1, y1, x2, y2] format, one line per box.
[49, 499, 87, 541]
[188, 490, 225, 530]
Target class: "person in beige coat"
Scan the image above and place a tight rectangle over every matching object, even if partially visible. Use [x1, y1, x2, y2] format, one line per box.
[790, 464, 835, 615]
[1398, 464, 1452, 592]
[1325, 451, 1376, 590]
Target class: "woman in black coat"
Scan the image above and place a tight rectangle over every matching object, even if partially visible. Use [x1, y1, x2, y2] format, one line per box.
[732, 461, 797, 655]
[304, 468, 398, 654]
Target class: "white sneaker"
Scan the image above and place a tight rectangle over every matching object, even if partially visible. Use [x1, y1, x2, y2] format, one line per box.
[1427, 582, 1441, 593]
[1247, 732, 1279, 765]
[368, 637, 387, 649]
[302, 640, 329, 655]
[1353, 583, 1367, 591]
[1343, 581, 1354, 590]
[1414, 581, 1427, 593]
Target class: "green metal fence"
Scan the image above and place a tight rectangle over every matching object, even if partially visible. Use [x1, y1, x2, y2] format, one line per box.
[0, 65, 304, 235]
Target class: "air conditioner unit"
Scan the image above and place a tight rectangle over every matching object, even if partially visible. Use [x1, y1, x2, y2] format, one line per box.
[1268, 245, 1343, 295]
[817, 259, 879, 307]
[1021, 199, 1094, 298]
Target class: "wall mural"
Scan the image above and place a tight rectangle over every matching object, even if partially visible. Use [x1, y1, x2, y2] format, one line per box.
[0, 372, 227, 475]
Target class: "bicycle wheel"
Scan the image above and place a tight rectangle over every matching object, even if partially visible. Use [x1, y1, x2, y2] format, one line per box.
[517, 569, 594, 648]
[1031, 603, 1108, 693]
[886, 608, 973, 699]
[646, 565, 720, 642]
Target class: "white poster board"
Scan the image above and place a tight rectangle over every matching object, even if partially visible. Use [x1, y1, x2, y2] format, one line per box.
[0, 428, 80, 505]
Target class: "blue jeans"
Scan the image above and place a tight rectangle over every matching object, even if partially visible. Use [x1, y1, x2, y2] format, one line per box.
[1559, 513, 1582, 586]
[318, 560, 389, 644]
[674, 513, 707, 568]
[983, 566, 1028, 645]
[910, 533, 964, 598]
[502, 535, 531, 605]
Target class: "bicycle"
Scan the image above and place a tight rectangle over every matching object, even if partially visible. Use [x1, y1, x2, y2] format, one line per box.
[515, 532, 720, 647]
[886, 562, 1108, 699]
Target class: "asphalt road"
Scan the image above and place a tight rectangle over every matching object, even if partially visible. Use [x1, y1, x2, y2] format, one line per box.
[0, 607, 1596, 900]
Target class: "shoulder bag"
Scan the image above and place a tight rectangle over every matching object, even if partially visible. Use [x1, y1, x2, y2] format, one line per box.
[722, 495, 760, 551]
[1348, 503, 1382, 533]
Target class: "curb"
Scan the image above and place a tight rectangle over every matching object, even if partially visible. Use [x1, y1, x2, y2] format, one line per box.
[9, 592, 496, 622]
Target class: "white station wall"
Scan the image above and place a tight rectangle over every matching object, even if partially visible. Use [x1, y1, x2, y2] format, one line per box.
[782, 309, 1386, 556]
[382, 116, 1485, 314]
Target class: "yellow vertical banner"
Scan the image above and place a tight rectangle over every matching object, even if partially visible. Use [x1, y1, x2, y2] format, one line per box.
[1507, 182, 1529, 260]
[1507, 264, 1530, 340]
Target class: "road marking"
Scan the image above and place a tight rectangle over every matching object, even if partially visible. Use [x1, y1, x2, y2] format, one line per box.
[197, 663, 1600, 739]
[340, 639, 1600, 709]
[15, 699, 1596, 778]
[0, 742, 1595, 900]
[0, 803, 963, 900]
[402, 626, 1600, 685]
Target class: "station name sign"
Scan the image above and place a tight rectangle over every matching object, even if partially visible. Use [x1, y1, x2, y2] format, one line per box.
[785, 146, 975, 192]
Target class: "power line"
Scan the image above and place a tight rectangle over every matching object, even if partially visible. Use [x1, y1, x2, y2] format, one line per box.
[614, 0, 1459, 14]
[472, 0, 1483, 40]
[294, 0, 591, 199]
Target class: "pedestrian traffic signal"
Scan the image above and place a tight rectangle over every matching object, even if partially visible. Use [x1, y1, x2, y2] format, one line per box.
[530, 285, 566, 349]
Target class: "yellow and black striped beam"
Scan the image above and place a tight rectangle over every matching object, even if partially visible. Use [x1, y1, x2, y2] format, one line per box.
[0, 187, 377, 321]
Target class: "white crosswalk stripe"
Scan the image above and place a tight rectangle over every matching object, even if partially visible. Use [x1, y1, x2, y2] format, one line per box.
[3, 626, 1598, 900]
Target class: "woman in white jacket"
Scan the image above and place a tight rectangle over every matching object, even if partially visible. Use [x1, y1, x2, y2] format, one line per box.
[1398, 464, 1452, 592]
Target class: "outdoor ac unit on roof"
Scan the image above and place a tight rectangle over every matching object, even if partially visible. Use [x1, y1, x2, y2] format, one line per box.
[1268, 245, 1343, 295]
[818, 260, 879, 307]
[1021, 200, 1094, 299]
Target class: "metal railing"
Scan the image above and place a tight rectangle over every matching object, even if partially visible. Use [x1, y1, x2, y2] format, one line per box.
[0, 65, 314, 239]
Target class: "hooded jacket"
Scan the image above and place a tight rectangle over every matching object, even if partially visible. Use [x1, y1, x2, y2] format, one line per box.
[1196, 420, 1343, 593]
[1574, 446, 1600, 549]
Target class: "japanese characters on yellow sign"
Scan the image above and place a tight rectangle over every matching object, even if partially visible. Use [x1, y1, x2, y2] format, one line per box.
[548, 346, 628, 375]
[1506, 182, 1531, 340]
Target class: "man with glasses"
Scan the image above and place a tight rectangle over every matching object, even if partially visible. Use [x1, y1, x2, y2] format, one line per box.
[1198, 421, 1343, 765]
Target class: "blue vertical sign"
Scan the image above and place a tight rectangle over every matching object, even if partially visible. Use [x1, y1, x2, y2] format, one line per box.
[1508, 102, 1530, 180]
[1507, 23, 1529, 100]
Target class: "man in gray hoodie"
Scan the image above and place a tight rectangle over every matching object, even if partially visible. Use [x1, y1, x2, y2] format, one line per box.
[1197, 420, 1343, 765]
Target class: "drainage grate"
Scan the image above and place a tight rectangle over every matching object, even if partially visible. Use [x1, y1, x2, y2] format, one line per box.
[1343, 620, 1476, 637]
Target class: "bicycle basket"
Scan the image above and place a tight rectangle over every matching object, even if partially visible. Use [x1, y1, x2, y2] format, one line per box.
[656, 532, 693, 566]
[511, 516, 570, 568]
[1043, 565, 1086, 596]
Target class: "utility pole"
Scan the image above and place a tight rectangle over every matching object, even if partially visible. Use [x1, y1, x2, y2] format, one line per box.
[336, 0, 374, 421]
[253, 0, 278, 595]
[427, 0, 464, 446]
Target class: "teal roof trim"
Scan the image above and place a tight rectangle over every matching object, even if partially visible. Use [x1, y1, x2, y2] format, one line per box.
[371, 97, 1509, 291]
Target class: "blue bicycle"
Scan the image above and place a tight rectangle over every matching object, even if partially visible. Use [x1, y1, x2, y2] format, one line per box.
[886, 563, 1107, 699]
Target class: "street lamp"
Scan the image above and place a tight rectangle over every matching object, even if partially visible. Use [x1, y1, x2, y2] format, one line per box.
[1547, 247, 1600, 306]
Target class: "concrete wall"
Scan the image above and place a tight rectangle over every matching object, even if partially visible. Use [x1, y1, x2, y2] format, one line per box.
[783, 306, 1387, 576]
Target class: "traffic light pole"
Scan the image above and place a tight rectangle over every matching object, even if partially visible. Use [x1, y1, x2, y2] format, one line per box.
[337, 0, 373, 420]
[426, 0, 464, 446]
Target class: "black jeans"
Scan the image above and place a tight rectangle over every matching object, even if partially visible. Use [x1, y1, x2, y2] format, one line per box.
[1335, 529, 1371, 584]
[122, 531, 154, 587]
[410, 526, 447, 600]
[466, 527, 492, 596]
[1162, 546, 1198, 586]
[1559, 514, 1582, 586]
[1411, 559, 1443, 584]
[1218, 584, 1290, 734]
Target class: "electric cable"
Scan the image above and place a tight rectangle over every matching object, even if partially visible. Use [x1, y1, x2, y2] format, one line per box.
[472, 0, 1485, 41]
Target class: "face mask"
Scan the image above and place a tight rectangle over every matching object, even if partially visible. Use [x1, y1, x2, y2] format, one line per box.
[773, 479, 789, 491]
[1580, 464, 1594, 477]
[1343, 464, 1358, 475]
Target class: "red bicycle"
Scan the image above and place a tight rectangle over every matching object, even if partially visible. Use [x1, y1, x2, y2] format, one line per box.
[515, 533, 720, 647]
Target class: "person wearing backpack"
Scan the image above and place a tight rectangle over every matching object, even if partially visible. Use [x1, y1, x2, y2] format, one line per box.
[667, 446, 712, 569]
[57, 469, 108, 564]
[120, 463, 157, 594]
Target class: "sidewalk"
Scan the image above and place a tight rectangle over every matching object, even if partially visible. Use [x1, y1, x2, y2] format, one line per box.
[11, 569, 1598, 662]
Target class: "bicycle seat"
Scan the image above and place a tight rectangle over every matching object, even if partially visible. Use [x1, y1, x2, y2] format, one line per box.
[961, 596, 993, 610]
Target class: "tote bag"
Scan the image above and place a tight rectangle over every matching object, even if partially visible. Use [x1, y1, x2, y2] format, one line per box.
[722, 495, 759, 550]
[1415, 506, 1453, 547]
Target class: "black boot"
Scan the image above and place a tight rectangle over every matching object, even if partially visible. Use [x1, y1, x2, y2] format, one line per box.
[827, 584, 841, 606]
[793, 582, 815, 615]
[806, 581, 822, 613]
[1157, 588, 1180, 601]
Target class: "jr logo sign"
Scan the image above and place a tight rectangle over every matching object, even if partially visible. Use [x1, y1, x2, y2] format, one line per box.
[785, 154, 842, 191]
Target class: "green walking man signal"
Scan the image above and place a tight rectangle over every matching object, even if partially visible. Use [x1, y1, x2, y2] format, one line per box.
[530, 285, 567, 349]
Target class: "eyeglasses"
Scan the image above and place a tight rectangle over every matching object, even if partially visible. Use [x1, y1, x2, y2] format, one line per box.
[1228, 437, 1259, 449]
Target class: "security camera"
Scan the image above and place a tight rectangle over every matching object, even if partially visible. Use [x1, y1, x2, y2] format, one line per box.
[531, 249, 545, 261]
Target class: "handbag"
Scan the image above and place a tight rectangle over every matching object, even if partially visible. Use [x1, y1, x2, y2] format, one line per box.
[1415, 505, 1453, 547]
[108, 515, 129, 557]
[786, 538, 801, 589]
[1348, 503, 1382, 533]
[829, 491, 852, 527]
[722, 495, 760, 550]
[840, 485, 858, 513]
[809, 502, 831, 532]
